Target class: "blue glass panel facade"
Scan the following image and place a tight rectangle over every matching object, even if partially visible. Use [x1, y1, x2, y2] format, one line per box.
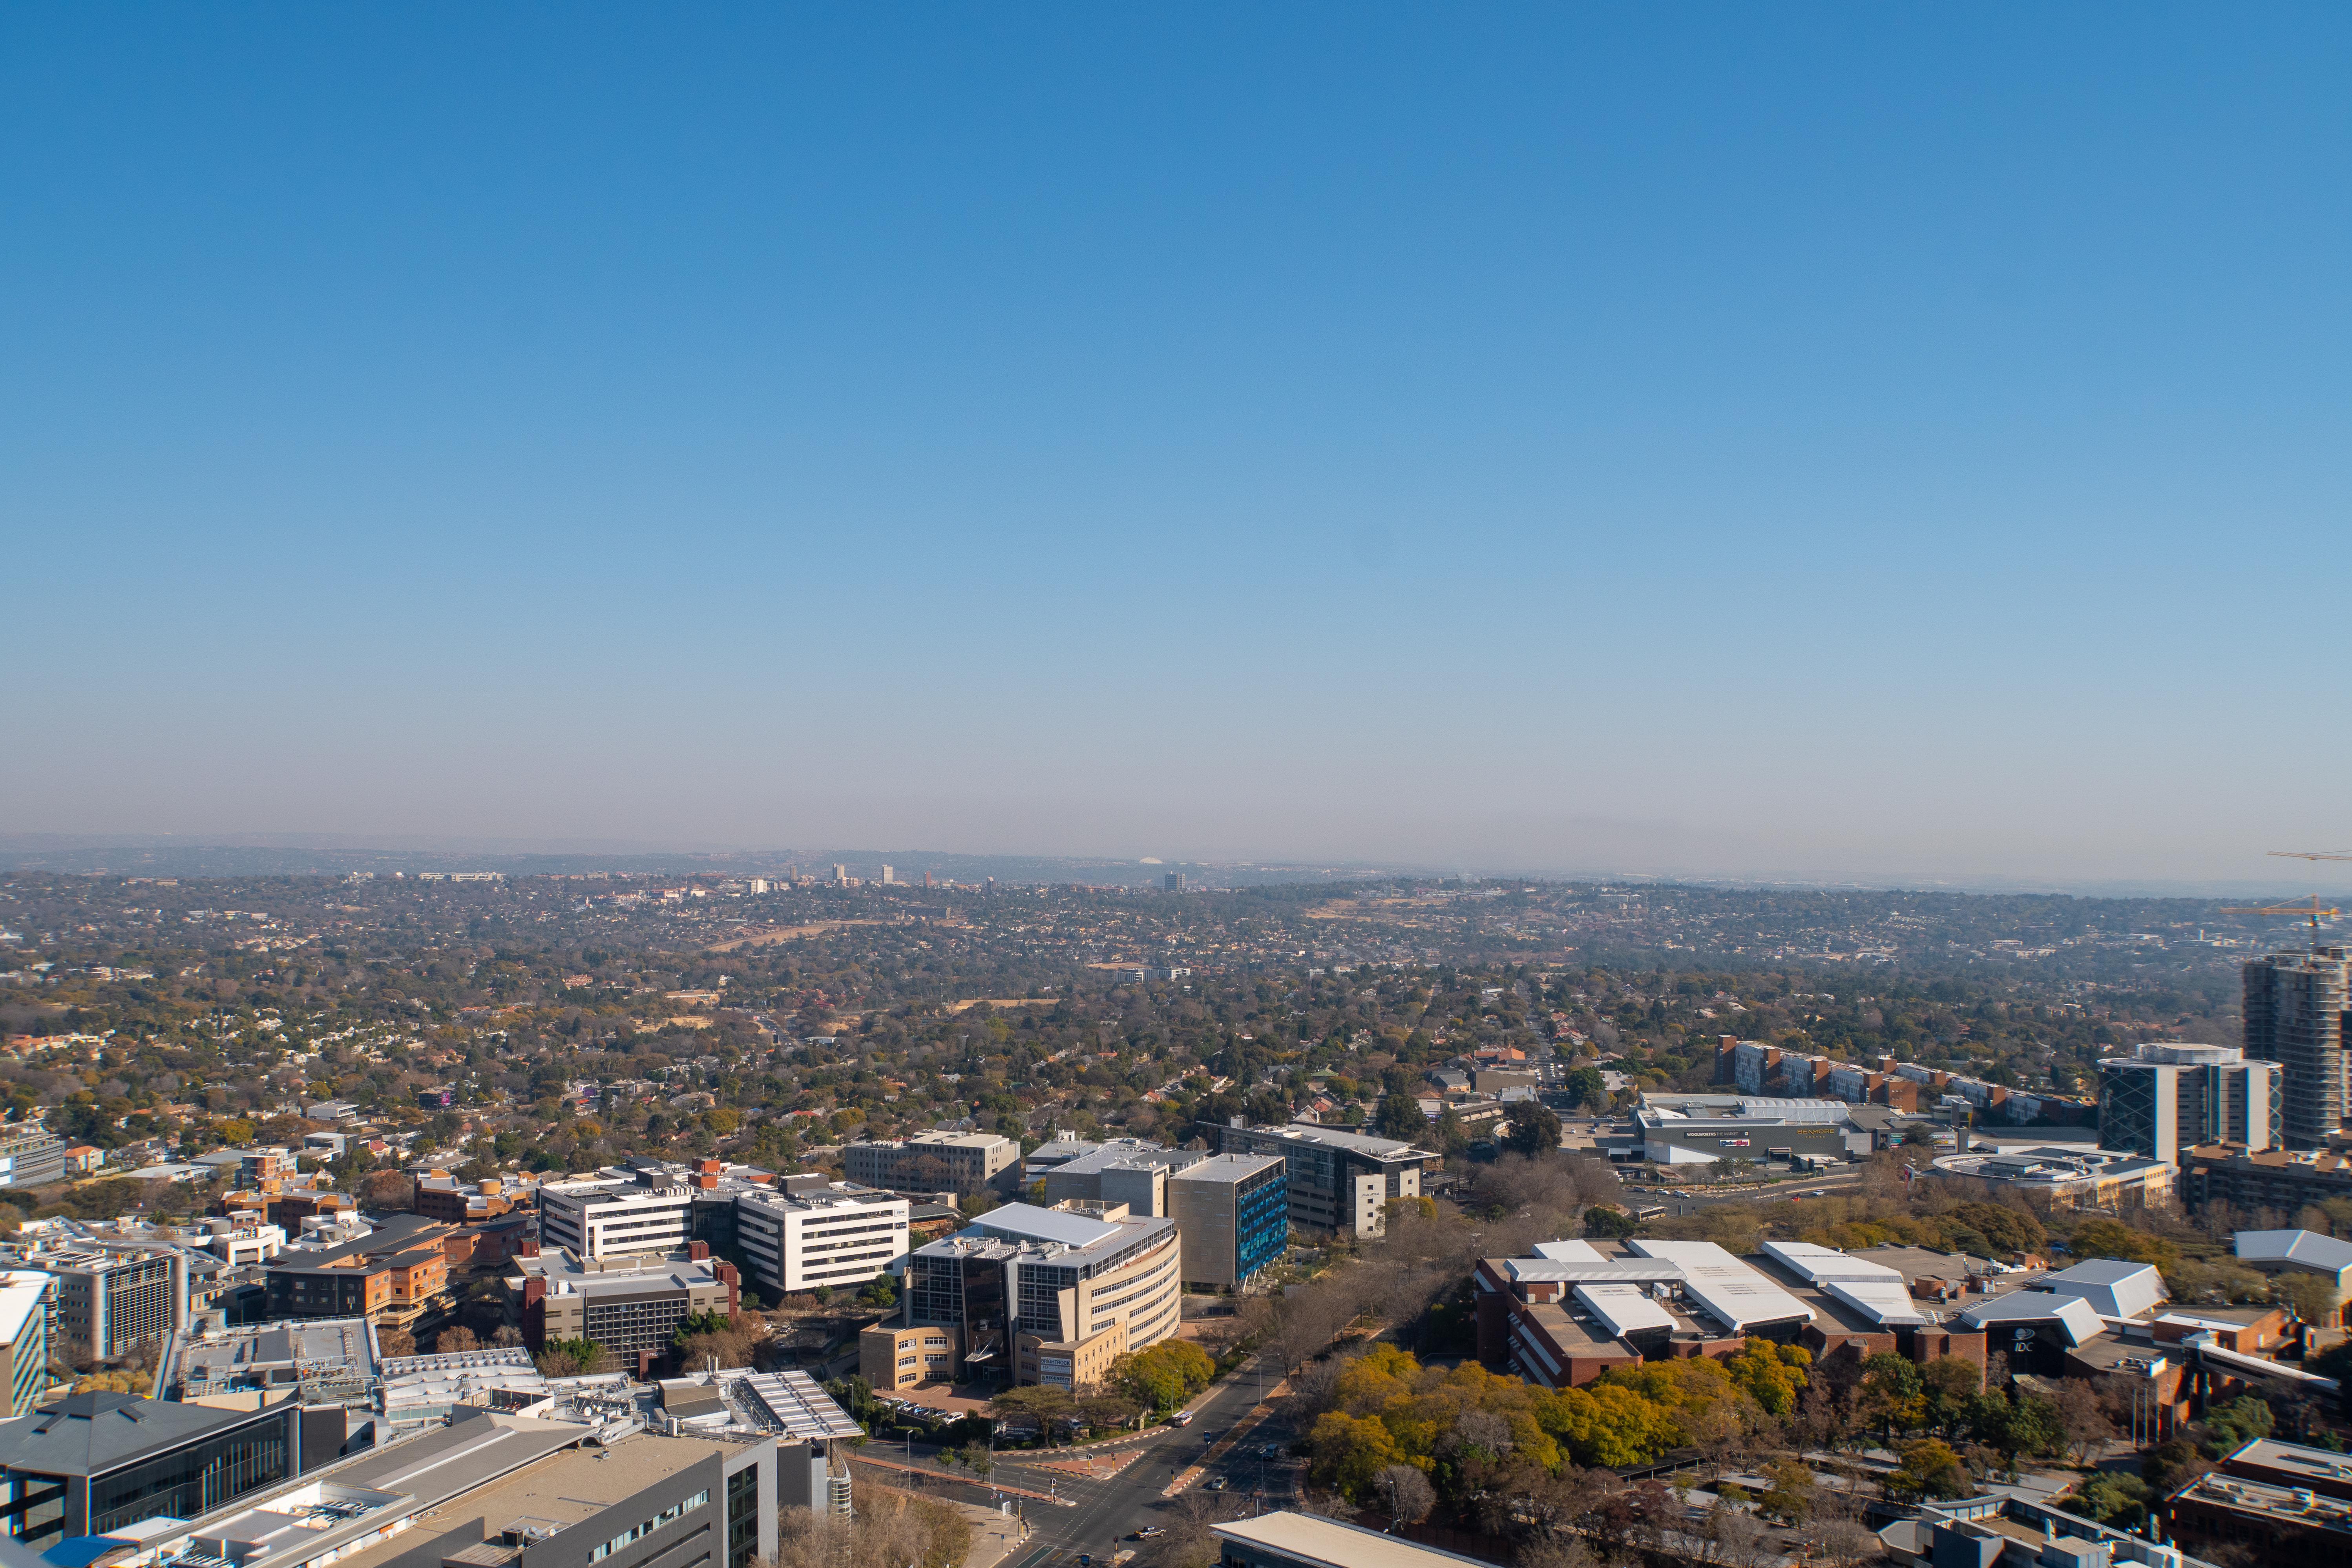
[1234, 1165, 1287, 1283]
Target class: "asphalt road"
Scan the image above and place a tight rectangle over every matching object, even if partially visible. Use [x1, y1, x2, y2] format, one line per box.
[862, 1354, 1302, 1566]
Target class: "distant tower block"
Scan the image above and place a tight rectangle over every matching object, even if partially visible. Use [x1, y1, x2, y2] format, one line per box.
[2244, 947, 2351, 1150]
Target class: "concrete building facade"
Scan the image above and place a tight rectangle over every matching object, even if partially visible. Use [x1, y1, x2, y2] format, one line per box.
[731, 1184, 908, 1296]
[2244, 947, 2351, 1150]
[892, 1201, 1181, 1389]
[2098, 1041, 2282, 1164]
[538, 1182, 695, 1259]
[1168, 1154, 1287, 1290]
[0, 1273, 52, 1419]
[842, 1131, 1019, 1197]
[0, 1239, 184, 1361]
[1209, 1123, 1424, 1238]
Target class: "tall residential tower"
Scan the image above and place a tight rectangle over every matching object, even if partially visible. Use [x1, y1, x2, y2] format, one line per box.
[2244, 947, 2352, 1150]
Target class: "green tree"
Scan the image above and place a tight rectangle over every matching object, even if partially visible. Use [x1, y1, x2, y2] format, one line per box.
[1970, 1388, 2063, 1473]
[1855, 1352, 1926, 1444]
[1582, 1205, 1640, 1239]
[1885, 1439, 1972, 1501]
[1919, 1356, 1982, 1435]
[1374, 1092, 1428, 1142]
[1502, 1101, 1563, 1157]
[2200, 1395, 2274, 1457]
[990, 1384, 1078, 1444]
[535, 1338, 617, 1378]
[2066, 1218, 2176, 1271]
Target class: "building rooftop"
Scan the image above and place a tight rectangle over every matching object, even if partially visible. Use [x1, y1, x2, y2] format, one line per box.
[734, 1371, 862, 1440]
[1244, 1123, 1428, 1161]
[1571, 1282, 1676, 1338]
[0, 1392, 261, 1477]
[902, 1130, 1013, 1150]
[1045, 1139, 1191, 1177]
[1023, 1137, 1101, 1168]
[2227, 1437, 2352, 1489]
[0, 1271, 50, 1344]
[1841, 1243, 2006, 1284]
[2039, 1258, 2168, 1319]
[1932, 1147, 2173, 1188]
[380, 1347, 548, 1426]
[734, 1181, 903, 1215]
[1215, 1510, 1497, 1568]
[159, 1318, 377, 1402]
[326, 1424, 752, 1568]
[267, 1213, 447, 1276]
[1171, 1153, 1282, 1184]
[1756, 1241, 1929, 1329]
[2064, 1334, 2175, 1376]
[2175, 1462, 2352, 1537]
[507, 1249, 727, 1300]
[1626, 1240, 1815, 1334]
[2236, 1228, 2352, 1276]
[966, 1202, 1121, 1249]
[1957, 1291, 2105, 1345]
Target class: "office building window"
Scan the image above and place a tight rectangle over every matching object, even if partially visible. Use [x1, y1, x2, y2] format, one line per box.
[726, 1466, 758, 1568]
[87, 1423, 289, 1537]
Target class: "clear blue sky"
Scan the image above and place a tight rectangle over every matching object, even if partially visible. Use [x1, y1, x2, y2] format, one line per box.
[6, 5, 2350, 885]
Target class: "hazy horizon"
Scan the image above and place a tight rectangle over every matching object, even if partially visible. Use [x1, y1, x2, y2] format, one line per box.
[8, 8, 2351, 888]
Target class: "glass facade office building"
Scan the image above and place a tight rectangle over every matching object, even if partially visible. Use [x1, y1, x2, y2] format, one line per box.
[1170, 1154, 1289, 1290]
[0, 1393, 291, 1546]
[2098, 1042, 2283, 1165]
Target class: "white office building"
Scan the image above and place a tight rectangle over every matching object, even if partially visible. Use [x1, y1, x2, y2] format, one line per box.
[2098, 1042, 2282, 1164]
[734, 1185, 910, 1295]
[538, 1181, 695, 1258]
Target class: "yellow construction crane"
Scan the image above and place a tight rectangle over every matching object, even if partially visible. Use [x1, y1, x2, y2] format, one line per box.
[2222, 893, 2341, 940]
[2246, 852, 2352, 938]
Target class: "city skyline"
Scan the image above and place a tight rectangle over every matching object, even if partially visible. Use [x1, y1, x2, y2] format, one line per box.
[7, 7, 2352, 883]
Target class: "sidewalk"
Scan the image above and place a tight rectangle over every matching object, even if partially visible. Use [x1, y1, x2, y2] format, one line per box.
[953, 1501, 1032, 1568]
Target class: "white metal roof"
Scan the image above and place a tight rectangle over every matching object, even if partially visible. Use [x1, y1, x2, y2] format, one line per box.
[2039, 1258, 2167, 1319]
[1758, 1240, 1928, 1327]
[967, 1202, 1121, 1249]
[1627, 1239, 1813, 1332]
[2235, 1228, 2352, 1278]
[1531, 1239, 1609, 1263]
[739, 1371, 864, 1440]
[1957, 1291, 2105, 1345]
[1573, 1283, 1676, 1338]
[1214, 1510, 1496, 1568]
